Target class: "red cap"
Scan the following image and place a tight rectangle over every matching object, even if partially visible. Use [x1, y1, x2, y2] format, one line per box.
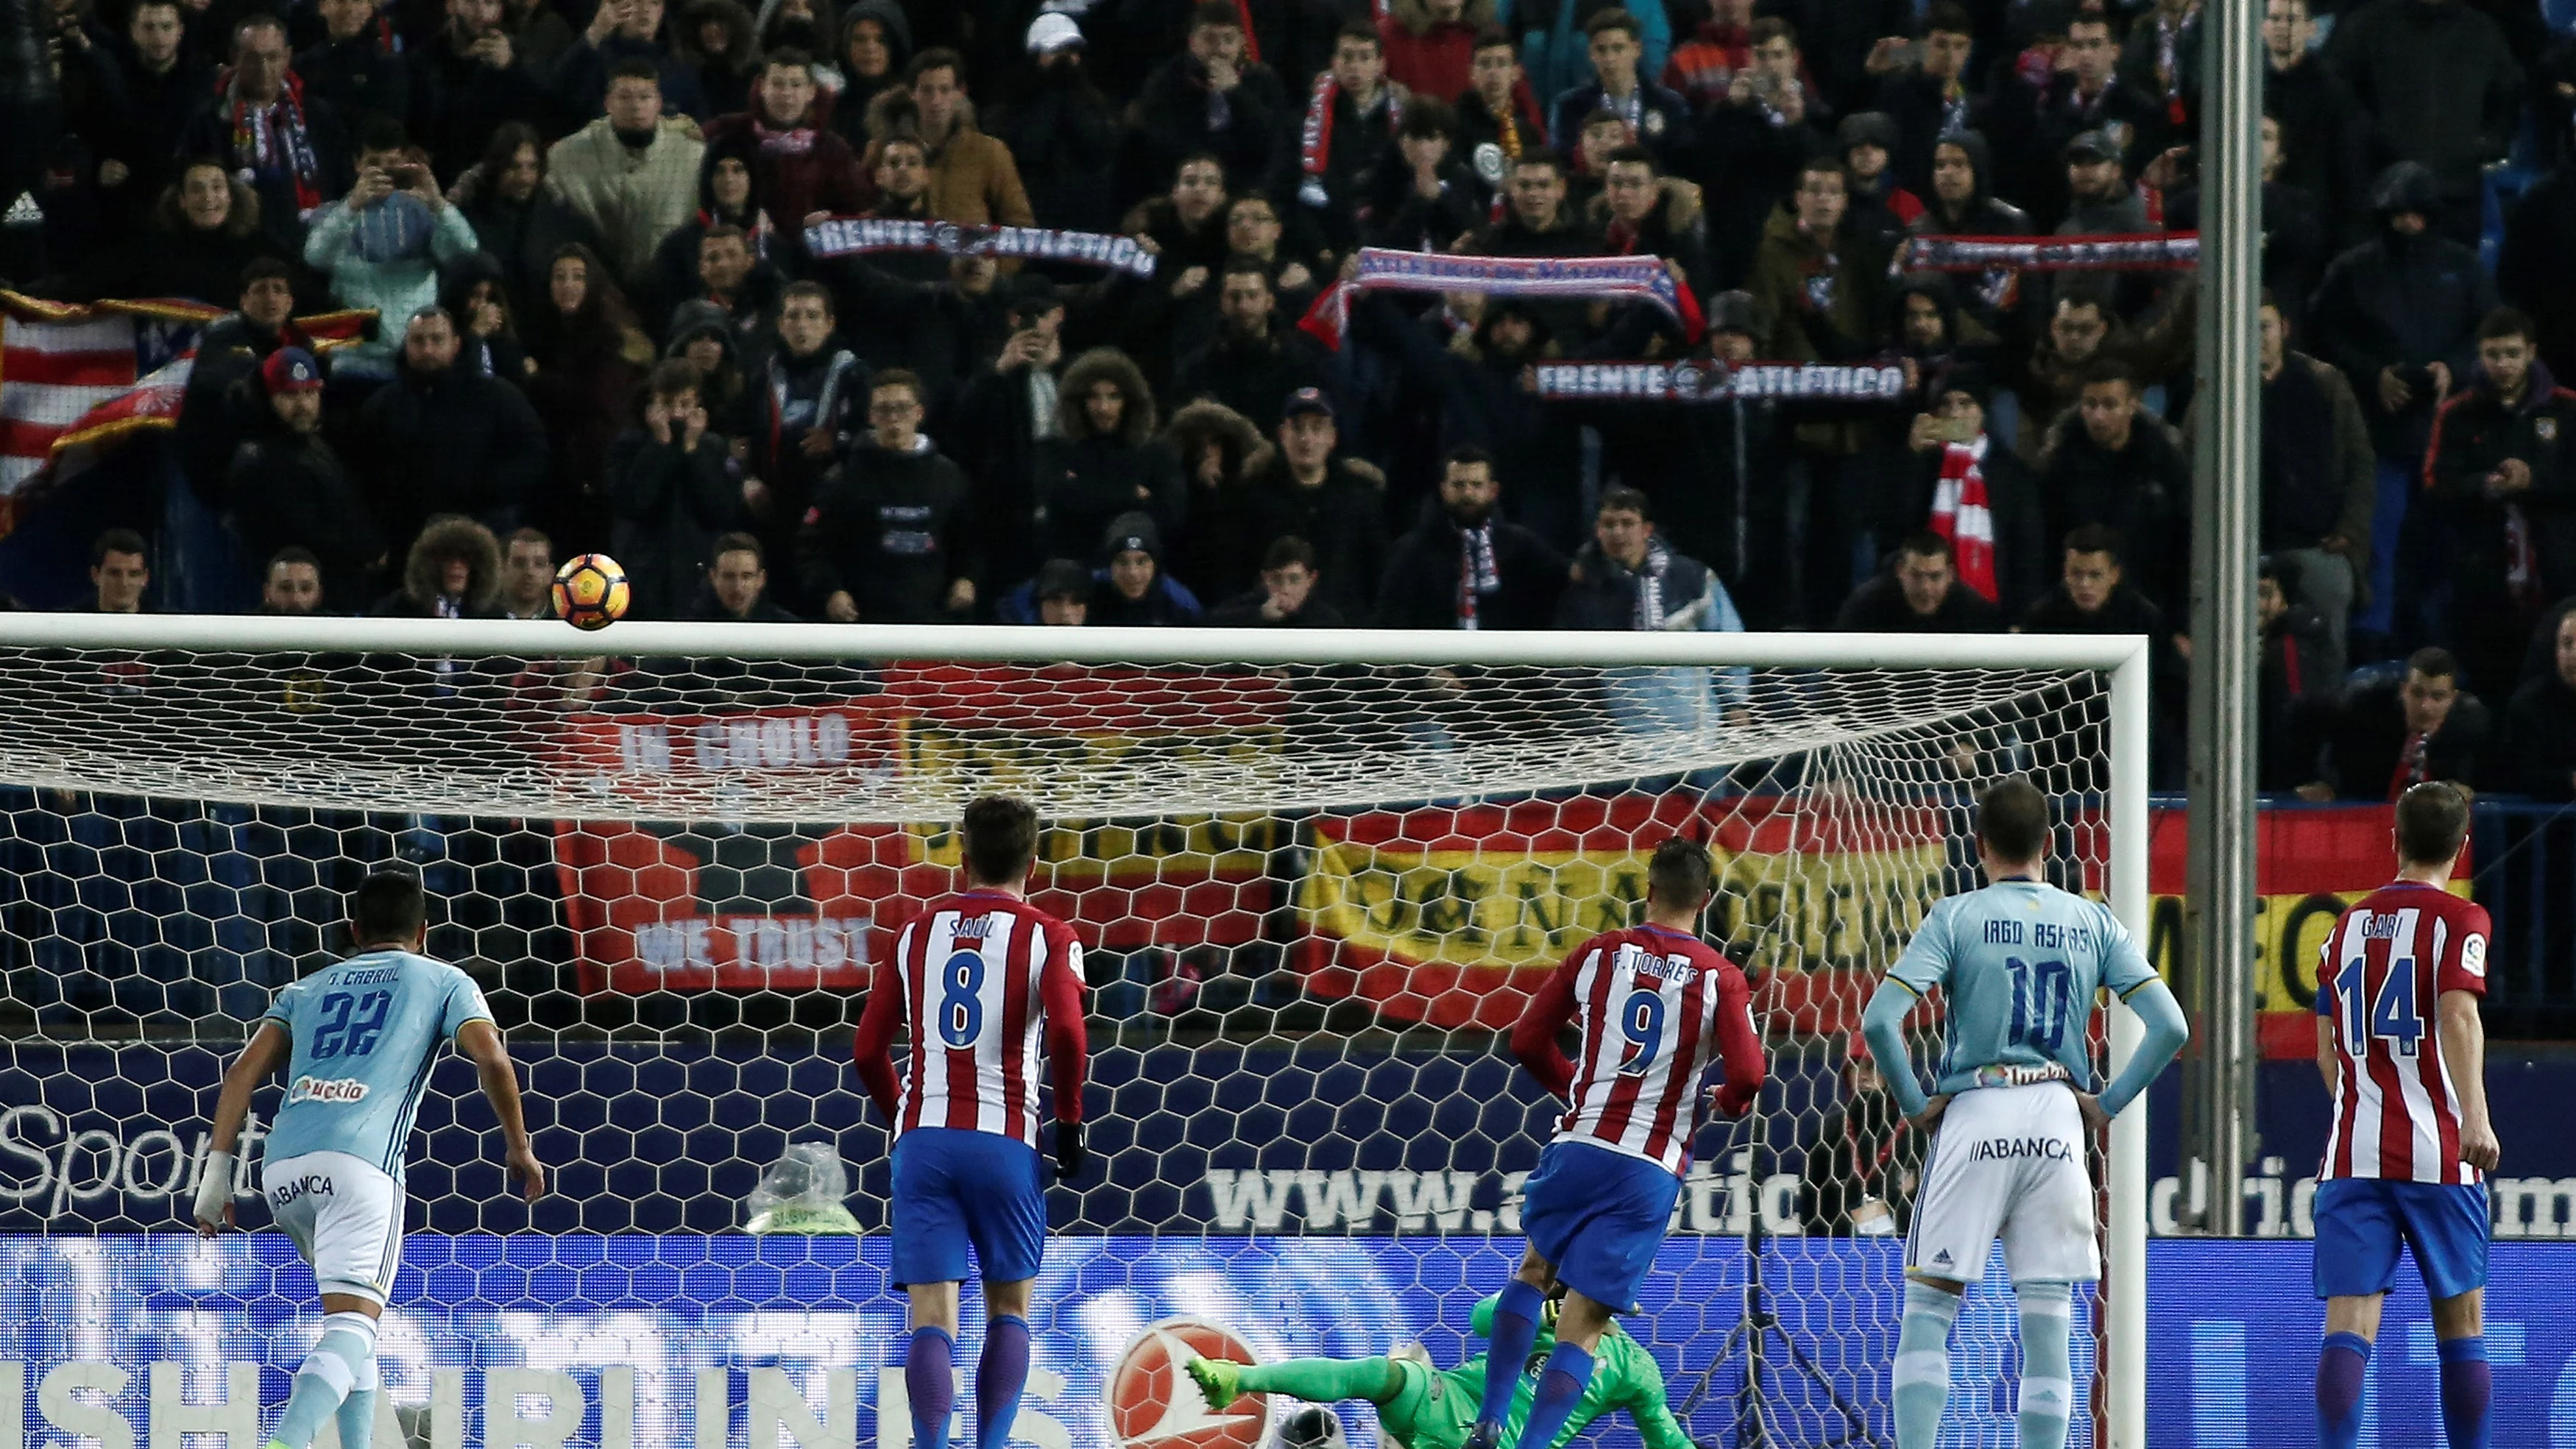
[261, 347, 324, 394]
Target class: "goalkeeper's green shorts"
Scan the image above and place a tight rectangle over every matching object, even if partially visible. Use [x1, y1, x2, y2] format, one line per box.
[1381, 1360, 1479, 1449]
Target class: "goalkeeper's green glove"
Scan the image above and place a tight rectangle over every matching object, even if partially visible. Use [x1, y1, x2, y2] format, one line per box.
[1054, 1119, 1087, 1180]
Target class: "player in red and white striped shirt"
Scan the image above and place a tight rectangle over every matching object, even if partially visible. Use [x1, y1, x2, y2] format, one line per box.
[852, 796, 1089, 1449]
[1466, 839, 1765, 1449]
[2310, 783, 2500, 1449]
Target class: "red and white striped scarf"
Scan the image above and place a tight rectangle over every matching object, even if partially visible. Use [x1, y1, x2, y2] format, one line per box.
[1928, 436, 1998, 603]
[1301, 73, 1401, 195]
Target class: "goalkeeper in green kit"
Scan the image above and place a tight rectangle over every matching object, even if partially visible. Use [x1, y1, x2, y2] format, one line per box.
[1185, 1292, 1688, 1449]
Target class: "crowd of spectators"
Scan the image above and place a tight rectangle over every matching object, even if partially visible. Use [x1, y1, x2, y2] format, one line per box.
[7, 0, 2576, 801]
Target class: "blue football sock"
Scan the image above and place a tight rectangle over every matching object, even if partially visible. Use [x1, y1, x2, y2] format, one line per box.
[1893, 1282, 1961, 1449]
[2315, 1331, 2370, 1449]
[907, 1326, 957, 1449]
[975, 1315, 1030, 1449]
[2438, 1336, 2490, 1449]
[270, 1313, 376, 1449]
[1510, 1342, 1593, 1449]
[1475, 1280, 1545, 1433]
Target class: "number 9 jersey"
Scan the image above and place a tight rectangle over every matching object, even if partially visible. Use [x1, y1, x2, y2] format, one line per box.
[1885, 880, 2158, 1099]
[258, 950, 495, 1179]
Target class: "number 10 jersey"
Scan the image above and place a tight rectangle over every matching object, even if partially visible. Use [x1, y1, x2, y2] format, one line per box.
[1885, 879, 2158, 1101]
[258, 949, 495, 1177]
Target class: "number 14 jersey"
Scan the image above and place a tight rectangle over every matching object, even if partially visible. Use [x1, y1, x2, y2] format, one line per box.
[258, 950, 495, 1177]
[854, 890, 1090, 1147]
[1886, 879, 2158, 1099]
[2315, 880, 2489, 1186]
[1515, 923, 1765, 1176]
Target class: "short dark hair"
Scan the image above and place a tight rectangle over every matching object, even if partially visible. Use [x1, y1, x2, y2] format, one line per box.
[1510, 152, 1565, 180]
[1585, 8, 1642, 43]
[1895, 529, 1952, 563]
[1799, 155, 1849, 187]
[1442, 443, 1495, 475]
[1398, 95, 1457, 141]
[2063, 523, 2123, 561]
[2081, 357, 2139, 392]
[1976, 777, 2050, 864]
[960, 794, 1040, 885]
[1174, 149, 1227, 181]
[2393, 782, 2471, 866]
[1749, 15, 1797, 49]
[267, 545, 321, 573]
[1334, 21, 1381, 52]
[1925, 2, 1973, 38]
[1579, 105, 1627, 135]
[2406, 645, 2460, 683]
[1190, 0, 1242, 31]
[130, 0, 181, 15]
[871, 366, 924, 401]
[239, 255, 293, 290]
[780, 279, 835, 315]
[1263, 535, 1318, 572]
[712, 531, 763, 563]
[1598, 484, 1652, 520]
[1220, 252, 1273, 282]
[907, 47, 963, 84]
[763, 46, 813, 74]
[355, 113, 409, 156]
[350, 868, 428, 947]
[646, 358, 701, 398]
[701, 222, 749, 247]
[606, 56, 662, 86]
[92, 528, 146, 566]
[1646, 836, 1714, 910]
[506, 525, 552, 553]
[1604, 144, 1659, 174]
[2477, 306, 2537, 345]
[1471, 23, 1515, 54]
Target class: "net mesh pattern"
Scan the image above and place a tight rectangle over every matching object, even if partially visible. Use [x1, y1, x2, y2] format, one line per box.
[0, 642, 2120, 1449]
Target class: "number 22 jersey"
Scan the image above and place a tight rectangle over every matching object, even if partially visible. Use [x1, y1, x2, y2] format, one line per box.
[258, 950, 495, 1177]
[1512, 923, 1766, 1176]
[2315, 880, 2489, 1186]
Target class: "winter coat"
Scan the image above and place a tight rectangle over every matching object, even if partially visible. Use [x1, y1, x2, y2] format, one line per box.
[546, 114, 708, 283]
[797, 435, 972, 621]
[605, 425, 741, 620]
[1549, 77, 1695, 166]
[2499, 670, 2576, 799]
[355, 358, 551, 555]
[2324, 0, 2522, 196]
[407, 31, 548, 177]
[2501, 162, 2576, 384]
[1834, 575, 2002, 632]
[1374, 498, 1568, 630]
[700, 110, 869, 232]
[1554, 536, 1748, 736]
[1379, 0, 1494, 101]
[2183, 350, 2378, 579]
[1209, 452, 1390, 618]
[368, 514, 505, 617]
[1889, 436, 2052, 622]
[2265, 53, 2372, 249]
[549, 35, 710, 123]
[175, 85, 355, 254]
[301, 193, 480, 375]
[860, 90, 1033, 229]
[2424, 363, 2576, 676]
[2037, 411, 2194, 617]
[227, 419, 385, 609]
[2260, 602, 2343, 792]
[1747, 207, 1888, 365]
[2321, 678, 2491, 800]
[2308, 222, 2497, 461]
[456, 178, 607, 322]
[1512, 0, 1671, 113]
[1129, 53, 1289, 204]
[984, 63, 1119, 235]
[1205, 588, 1348, 628]
[295, 33, 407, 127]
[1171, 327, 1333, 439]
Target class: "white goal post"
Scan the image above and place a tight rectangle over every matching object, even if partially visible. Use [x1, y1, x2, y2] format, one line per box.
[0, 616, 2154, 1449]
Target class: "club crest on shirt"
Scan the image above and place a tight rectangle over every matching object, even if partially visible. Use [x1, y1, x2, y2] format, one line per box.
[2538, 418, 2558, 444]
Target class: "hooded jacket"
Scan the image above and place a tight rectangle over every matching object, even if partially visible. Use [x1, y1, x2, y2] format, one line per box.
[1036, 348, 1185, 564]
[1086, 511, 1204, 628]
[606, 408, 743, 620]
[829, 0, 911, 145]
[369, 514, 504, 617]
[356, 351, 552, 554]
[701, 97, 868, 235]
[1375, 493, 1568, 630]
[2309, 163, 2499, 459]
[860, 87, 1033, 227]
[2324, 0, 2522, 194]
[2425, 357, 2576, 606]
[227, 400, 385, 609]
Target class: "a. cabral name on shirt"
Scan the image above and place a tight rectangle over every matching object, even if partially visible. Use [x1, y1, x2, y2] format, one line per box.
[286, 1076, 369, 1105]
[1530, 361, 1909, 403]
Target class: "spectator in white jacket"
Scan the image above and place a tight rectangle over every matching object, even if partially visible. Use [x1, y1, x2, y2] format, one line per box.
[545, 58, 707, 285]
[302, 118, 481, 379]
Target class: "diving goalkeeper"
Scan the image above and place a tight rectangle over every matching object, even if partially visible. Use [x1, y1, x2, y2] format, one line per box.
[1185, 1293, 1688, 1449]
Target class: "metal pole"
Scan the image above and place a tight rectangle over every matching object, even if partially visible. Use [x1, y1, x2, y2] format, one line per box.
[2107, 645, 2151, 1449]
[2186, 0, 2262, 1238]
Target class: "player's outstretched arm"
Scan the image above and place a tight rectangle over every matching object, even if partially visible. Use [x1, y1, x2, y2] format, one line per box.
[2090, 976, 2188, 1121]
[456, 1020, 546, 1203]
[2438, 989, 2501, 1172]
[192, 1021, 291, 1236]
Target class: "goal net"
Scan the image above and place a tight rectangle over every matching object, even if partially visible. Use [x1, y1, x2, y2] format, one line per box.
[0, 617, 2150, 1449]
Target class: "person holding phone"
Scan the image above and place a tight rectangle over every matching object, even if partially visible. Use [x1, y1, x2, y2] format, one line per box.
[302, 114, 482, 380]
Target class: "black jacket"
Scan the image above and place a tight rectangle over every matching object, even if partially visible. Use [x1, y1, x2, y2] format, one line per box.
[2325, 0, 2522, 195]
[1128, 55, 1287, 203]
[355, 359, 551, 554]
[1896, 439, 2051, 621]
[227, 422, 384, 610]
[2308, 224, 2497, 460]
[1171, 327, 1331, 439]
[2501, 162, 2576, 385]
[1204, 589, 1348, 628]
[2261, 603, 2344, 791]
[797, 436, 972, 623]
[295, 34, 407, 127]
[2266, 53, 2373, 248]
[1209, 453, 1392, 619]
[2322, 679, 2491, 798]
[2424, 364, 2576, 602]
[1032, 433, 1186, 567]
[1376, 502, 1568, 630]
[1833, 574, 2001, 632]
[605, 426, 742, 620]
[176, 313, 309, 503]
[407, 30, 547, 177]
[457, 184, 606, 322]
[1554, 537, 1727, 632]
[2037, 413, 2193, 617]
[2499, 671, 2576, 799]
[1798, 1088, 1919, 1236]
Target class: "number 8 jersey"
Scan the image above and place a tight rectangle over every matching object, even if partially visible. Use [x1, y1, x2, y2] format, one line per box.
[257, 949, 495, 1177]
[853, 890, 1089, 1147]
[2315, 880, 2490, 1186]
[1513, 923, 1766, 1176]
[1884, 879, 2158, 1099]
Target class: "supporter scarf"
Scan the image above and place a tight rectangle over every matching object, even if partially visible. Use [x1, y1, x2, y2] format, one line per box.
[1528, 359, 1908, 402]
[751, 118, 818, 155]
[1627, 538, 1675, 631]
[224, 69, 325, 218]
[1233, 0, 1262, 60]
[1457, 521, 1498, 629]
[803, 216, 1158, 277]
[1300, 74, 1401, 205]
[2388, 731, 2429, 801]
[1928, 436, 1998, 603]
[1900, 233, 2198, 272]
[1301, 249, 1699, 349]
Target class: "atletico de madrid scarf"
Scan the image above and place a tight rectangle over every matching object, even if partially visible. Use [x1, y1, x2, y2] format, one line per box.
[1300, 74, 1401, 205]
[1928, 436, 1998, 603]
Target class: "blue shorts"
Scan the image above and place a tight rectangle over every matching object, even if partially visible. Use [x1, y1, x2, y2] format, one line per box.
[890, 1127, 1047, 1289]
[1519, 1140, 1681, 1311]
[2312, 1178, 2490, 1302]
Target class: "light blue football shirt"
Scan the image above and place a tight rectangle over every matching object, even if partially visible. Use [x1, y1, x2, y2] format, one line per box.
[258, 950, 493, 1176]
[1887, 879, 2159, 1096]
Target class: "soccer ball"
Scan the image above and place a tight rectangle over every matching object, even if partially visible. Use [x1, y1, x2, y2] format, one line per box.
[552, 554, 630, 631]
